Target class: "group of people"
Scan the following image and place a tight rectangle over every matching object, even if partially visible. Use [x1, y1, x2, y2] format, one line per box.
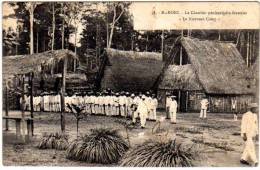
[21, 90, 159, 128]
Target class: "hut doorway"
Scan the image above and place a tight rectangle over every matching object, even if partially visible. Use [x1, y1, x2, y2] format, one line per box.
[172, 90, 188, 112]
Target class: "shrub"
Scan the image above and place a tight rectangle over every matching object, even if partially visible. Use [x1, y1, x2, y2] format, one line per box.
[66, 128, 129, 164]
[37, 132, 69, 150]
[120, 139, 197, 167]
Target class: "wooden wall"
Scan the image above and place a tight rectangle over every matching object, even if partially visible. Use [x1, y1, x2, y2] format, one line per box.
[158, 89, 255, 113]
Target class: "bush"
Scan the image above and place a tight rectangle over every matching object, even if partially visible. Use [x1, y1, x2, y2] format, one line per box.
[37, 132, 69, 150]
[120, 139, 197, 167]
[66, 128, 129, 164]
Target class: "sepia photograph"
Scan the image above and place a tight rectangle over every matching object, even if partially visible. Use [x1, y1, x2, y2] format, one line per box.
[1, 1, 259, 167]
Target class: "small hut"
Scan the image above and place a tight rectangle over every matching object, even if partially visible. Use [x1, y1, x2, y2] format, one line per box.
[158, 37, 257, 113]
[2, 49, 80, 133]
[101, 48, 164, 92]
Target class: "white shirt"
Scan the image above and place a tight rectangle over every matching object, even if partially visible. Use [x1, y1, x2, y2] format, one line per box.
[201, 99, 209, 109]
[241, 111, 258, 138]
[169, 99, 178, 112]
[137, 100, 148, 115]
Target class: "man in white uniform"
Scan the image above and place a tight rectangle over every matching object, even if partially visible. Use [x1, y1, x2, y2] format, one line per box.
[138, 95, 149, 128]
[200, 96, 209, 118]
[240, 103, 258, 166]
[169, 96, 178, 124]
[166, 94, 171, 119]
[119, 92, 126, 117]
[151, 94, 158, 121]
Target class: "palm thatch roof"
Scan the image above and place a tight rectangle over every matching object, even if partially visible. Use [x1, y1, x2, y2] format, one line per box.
[101, 48, 164, 91]
[3, 49, 78, 81]
[159, 64, 203, 91]
[171, 37, 254, 95]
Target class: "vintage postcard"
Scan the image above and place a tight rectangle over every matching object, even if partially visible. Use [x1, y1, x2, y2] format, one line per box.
[1, 0, 259, 167]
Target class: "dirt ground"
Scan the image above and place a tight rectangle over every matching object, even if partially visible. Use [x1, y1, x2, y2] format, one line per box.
[2, 110, 259, 167]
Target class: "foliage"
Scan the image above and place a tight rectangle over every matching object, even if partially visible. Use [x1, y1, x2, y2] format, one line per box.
[120, 139, 198, 167]
[37, 132, 69, 150]
[66, 128, 129, 164]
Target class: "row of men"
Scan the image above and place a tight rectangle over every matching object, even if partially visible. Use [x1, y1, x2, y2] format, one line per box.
[21, 92, 159, 121]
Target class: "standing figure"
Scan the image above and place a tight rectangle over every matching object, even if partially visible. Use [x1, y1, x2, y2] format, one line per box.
[240, 103, 258, 166]
[166, 94, 171, 119]
[133, 95, 148, 128]
[151, 94, 158, 121]
[232, 98, 238, 121]
[114, 93, 120, 115]
[200, 96, 209, 119]
[169, 96, 177, 124]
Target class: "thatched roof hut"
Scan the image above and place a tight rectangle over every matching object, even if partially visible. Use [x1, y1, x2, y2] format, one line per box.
[101, 48, 164, 91]
[159, 64, 203, 91]
[3, 49, 78, 81]
[162, 37, 254, 95]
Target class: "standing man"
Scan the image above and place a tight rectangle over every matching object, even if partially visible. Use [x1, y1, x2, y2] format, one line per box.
[240, 103, 258, 166]
[151, 94, 158, 121]
[166, 94, 171, 119]
[232, 98, 238, 121]
[133, 95, 148, 128]
[169, 96, 178, 124]
[200, 96, 209, 119]
[119, 92, 126, 117]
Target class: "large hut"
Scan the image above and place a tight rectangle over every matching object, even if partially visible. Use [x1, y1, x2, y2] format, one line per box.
[158, 37, 257, 113]
[101, 48, 164, 92]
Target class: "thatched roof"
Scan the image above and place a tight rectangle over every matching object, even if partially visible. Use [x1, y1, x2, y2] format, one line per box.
[3, 49, 78, 81]
[101, 48, 164, 91]
[176, 37, 254, 94]
[159, 64, 203, 91]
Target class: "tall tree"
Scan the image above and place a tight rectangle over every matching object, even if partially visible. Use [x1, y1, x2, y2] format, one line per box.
[25, 2, 40, 54]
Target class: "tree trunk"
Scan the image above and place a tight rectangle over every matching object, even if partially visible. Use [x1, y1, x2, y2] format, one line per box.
[108, 7, 116, 48]
[36, 31, 39, 53]
[61, 3, 65, 49]
[74, 27, 77, 72]
[246, 31, 250, 67]
[161, 31, 164, 57]
[106, 4, 109, 48]
[30, 12, 34, 54]
[30, 72, 34, 136]
[60, 58, 67, 133]
[131, 34, 134, 51]
[21, 76, 26, 142]
[52, 3, 55, 51]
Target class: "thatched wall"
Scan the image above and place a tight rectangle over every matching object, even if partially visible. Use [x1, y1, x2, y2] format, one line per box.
[179, 37, 254, 95]
[101, 48, 164, 91]
[158, 64, 203, 91]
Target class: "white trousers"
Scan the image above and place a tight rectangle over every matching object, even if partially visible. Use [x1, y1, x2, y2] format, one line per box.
[120, 105, 126, 116]
[140, 113, 147, 127]
[241, 138, 258, 164]
[200, 109, 207, 118]
[170, 109, 177, 123]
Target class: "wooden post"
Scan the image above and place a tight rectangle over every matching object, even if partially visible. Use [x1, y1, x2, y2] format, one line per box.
[15, 119, 22, 138]
[30, 72, 34, 136]
[185, 91, 189, 112]
[5, 86, 9, 131]
[60, 57, 67, 132]
[21, 75, 26, 142]
[178, 90, 181, 112]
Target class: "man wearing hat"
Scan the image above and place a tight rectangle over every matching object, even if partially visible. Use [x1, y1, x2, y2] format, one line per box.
[114, 93, 120, 115]
[119, 92, 126, 117]
[169, 96, 178, 124]
[133, 95, 148, 128]
[166, 94, 172, 119]
[200, 96, 209, 119]
[240, 103, 258, 166]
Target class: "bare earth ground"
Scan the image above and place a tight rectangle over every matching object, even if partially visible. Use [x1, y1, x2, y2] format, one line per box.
[2, 110, 259, 167]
